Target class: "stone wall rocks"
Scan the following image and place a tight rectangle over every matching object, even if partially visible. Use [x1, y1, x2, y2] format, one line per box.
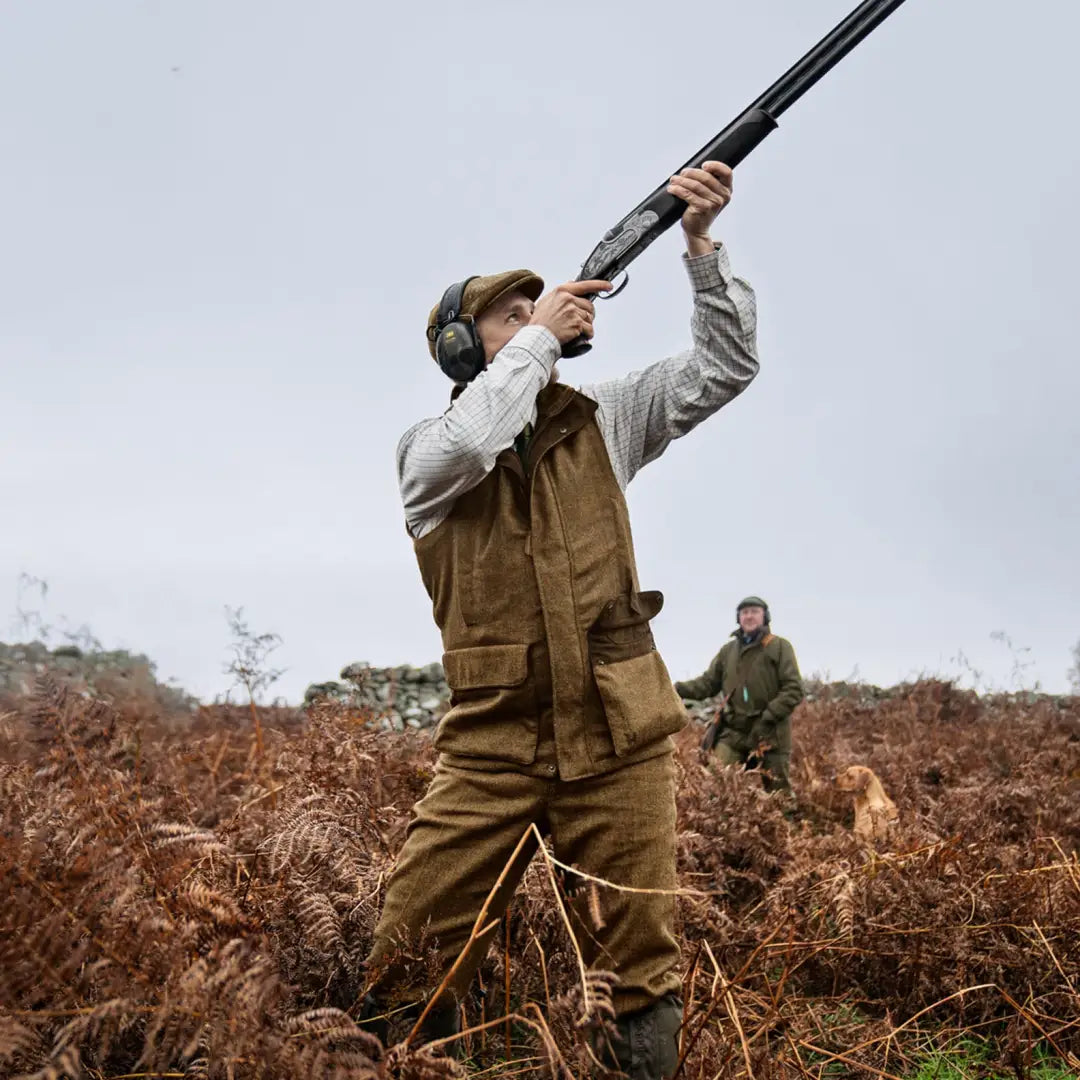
[304, 661, 449, 732]
[0, 640, 198, 713]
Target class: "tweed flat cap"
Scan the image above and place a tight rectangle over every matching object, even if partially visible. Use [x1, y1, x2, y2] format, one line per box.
[426, 269, 544, 359]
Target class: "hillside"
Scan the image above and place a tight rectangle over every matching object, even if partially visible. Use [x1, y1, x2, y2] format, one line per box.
[1, 671, 1078, 1078]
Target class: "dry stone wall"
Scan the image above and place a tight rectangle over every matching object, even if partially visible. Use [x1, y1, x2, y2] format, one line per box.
[304, 661, 449, 732]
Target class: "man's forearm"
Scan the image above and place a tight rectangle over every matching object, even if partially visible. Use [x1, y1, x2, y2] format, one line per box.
[765, 652, 805, 722]
[675, 660, 724, 700]
[397, 326, 560, 539]
[581, 242, 759, 490]
[684, 230, 717, 258]
[674, 675, 713, 700]
[766, 679, 805, 722]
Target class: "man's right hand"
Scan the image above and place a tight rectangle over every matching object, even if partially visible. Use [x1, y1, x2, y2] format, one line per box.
[529, 279, 611, 346]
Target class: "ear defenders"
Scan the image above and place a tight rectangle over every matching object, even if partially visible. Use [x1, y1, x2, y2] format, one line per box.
[432, 277, 485, 383]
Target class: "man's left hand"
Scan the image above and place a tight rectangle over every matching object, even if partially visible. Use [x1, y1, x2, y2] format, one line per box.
[667, 160, 733, 255]
[751, 712, 777, 751]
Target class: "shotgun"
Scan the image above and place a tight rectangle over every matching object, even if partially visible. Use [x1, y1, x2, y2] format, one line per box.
[563, 0, 911, 357]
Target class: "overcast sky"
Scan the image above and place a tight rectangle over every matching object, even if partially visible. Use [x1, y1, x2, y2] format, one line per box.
[3, 0, 1078, 702]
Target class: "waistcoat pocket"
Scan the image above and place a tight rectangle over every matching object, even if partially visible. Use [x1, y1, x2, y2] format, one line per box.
[435, 644, 539, 765]
[593, 651, 688, 757]
[588, 591, 687, 757]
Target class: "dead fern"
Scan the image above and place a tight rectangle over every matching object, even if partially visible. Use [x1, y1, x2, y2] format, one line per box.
[0, 676, 1076, 1078]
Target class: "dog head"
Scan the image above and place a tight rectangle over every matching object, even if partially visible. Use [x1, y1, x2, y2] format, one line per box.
[835, 765, 873, 793]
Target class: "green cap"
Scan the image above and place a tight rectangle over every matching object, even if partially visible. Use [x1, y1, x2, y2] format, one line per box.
[737, 596, 768, 611]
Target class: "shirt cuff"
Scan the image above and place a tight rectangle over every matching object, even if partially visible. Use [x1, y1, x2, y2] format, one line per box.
[503, 324, 562, 371]
[682, 242, 733, 291]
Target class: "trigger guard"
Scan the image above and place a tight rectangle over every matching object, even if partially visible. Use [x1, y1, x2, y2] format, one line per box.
[597, 271, 629, 300]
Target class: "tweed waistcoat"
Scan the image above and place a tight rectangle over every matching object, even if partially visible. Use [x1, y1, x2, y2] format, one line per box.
[412, 382, 687, 780]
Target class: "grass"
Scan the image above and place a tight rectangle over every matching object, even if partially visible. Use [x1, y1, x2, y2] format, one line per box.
[906, 1038, 1075, 1079]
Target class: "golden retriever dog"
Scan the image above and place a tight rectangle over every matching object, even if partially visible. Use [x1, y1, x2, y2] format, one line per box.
[835, 765, 898, 841]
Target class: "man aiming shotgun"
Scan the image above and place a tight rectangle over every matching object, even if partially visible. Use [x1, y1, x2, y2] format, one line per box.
[362, 1, 909, 1075]
[366, 162, 753, 1077]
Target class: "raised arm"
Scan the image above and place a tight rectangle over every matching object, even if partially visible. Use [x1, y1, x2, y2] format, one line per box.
[397, 326, 560, 539]
[398, 277, 609, 539]
[578, 161, 759, 489]
[581, 243, 758, 489]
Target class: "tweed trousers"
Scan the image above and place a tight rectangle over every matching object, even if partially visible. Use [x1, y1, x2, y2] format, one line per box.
[366, 750, 682, 1016]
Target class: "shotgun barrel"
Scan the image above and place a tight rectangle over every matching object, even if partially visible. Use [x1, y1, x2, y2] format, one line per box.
[563, 0, 910, 357]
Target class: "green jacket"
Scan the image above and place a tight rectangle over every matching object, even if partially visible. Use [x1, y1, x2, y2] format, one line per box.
[674, 630, 804, 736]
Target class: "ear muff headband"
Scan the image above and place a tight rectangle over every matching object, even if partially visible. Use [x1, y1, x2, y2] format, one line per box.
[437, 279, 471, 329]
[434, 277, 485, 383]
